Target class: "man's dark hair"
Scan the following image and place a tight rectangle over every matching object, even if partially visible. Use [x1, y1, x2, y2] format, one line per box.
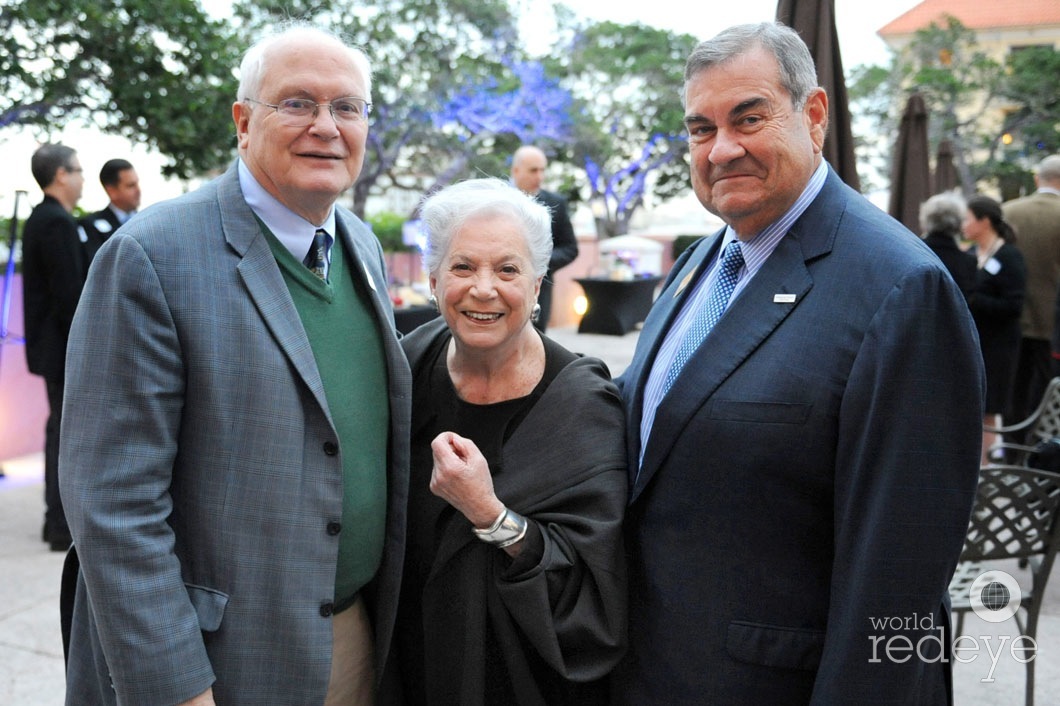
[99, 158, 134, 188]
[30, 143, 77, 189]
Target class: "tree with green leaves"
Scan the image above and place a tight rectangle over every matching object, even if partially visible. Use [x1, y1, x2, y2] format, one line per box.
[544, 19, 697, 236]
[996, 44, 1060, 194]
[846, 16, 1060, 196]
[0, 0, 243, 179]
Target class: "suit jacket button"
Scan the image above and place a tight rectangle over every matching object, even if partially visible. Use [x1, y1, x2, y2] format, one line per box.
[320, 602, 334, 618]
[327, 521, 342, 536]
[323, 441, 338, 456]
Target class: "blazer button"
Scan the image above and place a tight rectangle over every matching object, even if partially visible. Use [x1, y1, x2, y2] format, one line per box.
[327, 521, 342, 536]
[320, 602, 334, 618]
[323, 441, 338, 456]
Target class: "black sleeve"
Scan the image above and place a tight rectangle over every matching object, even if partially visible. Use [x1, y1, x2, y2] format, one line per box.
[546, 194, 578, 274]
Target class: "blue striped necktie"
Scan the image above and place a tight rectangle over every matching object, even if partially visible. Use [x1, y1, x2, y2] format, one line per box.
[303, 228, 332, 280]
[663, 239, 745, 393]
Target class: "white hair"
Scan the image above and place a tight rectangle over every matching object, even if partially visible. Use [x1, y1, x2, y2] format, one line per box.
[236, 23, 373, 102]
[420, 178, 553, 277]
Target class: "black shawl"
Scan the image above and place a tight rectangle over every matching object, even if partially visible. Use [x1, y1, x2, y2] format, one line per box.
[397, 318, 628, 705]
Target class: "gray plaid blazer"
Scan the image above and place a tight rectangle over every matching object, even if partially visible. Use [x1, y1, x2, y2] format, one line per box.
[60, 163, 411, 705]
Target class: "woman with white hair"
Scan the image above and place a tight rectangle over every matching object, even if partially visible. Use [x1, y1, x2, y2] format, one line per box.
[919, 191, 977, 299]
[389, 178, 627, 705]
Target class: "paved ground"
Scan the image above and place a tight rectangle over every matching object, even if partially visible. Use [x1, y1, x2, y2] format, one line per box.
[1, 325, 1056, 704]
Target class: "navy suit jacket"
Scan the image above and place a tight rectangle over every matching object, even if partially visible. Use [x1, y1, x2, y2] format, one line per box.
[614, 169, 984, 705]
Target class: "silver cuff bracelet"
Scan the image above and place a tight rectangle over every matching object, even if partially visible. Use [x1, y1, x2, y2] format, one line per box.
[472, 507, 528, 548]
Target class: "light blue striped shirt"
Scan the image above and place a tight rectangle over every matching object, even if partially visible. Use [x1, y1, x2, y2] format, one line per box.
[638, 161, 828, 468]
[238, 159, 337, 279]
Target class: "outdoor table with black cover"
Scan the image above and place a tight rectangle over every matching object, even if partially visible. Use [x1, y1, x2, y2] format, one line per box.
[575, 276, 663, 336]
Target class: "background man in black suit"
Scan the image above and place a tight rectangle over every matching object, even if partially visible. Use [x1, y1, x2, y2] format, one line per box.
[79, 158, 141, 266]
[21, 143, 86, 551]
[511, 145, 578, 331]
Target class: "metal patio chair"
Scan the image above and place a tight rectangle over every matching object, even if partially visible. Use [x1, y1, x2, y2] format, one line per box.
[987, 377, 1060, 466]
[949, 464, 1060, 706]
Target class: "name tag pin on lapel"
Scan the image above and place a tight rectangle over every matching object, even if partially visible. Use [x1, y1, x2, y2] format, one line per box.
[673, 270, 695, 298]
[363, 262, 378, 292]
[773, 293, 796, 304]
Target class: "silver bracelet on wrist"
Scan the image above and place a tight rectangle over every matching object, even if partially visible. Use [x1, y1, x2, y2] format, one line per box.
[472, 506, 528, 548]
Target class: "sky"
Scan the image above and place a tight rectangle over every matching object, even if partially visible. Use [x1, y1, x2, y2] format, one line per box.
[1, 0, 922, 220]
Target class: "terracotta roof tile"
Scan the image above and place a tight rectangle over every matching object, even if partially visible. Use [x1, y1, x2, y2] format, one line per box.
[879, 0, 1060, 36]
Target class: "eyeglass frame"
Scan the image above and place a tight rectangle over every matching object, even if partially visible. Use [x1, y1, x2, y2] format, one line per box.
[243, 96, 373, 126]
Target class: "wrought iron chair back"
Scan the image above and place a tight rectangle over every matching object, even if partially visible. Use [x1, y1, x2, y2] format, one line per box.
[988, 377, 1060, 465]
[949, 464, 1060, 706]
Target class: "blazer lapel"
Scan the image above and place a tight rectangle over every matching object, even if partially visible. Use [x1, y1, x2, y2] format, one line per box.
[631, 169, 847, 500]
[634, 235, 813, 498]
[624, 232, 723, 481]
[215, 166, 331, 417]
[630, 170, 850, 502]
[334, 210, 395, 330]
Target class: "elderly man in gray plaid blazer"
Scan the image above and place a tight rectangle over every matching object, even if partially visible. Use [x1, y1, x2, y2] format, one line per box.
[59, 24, 411, 706]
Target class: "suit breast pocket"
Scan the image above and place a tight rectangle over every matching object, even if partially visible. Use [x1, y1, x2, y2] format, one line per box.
[727, 620, 825, 671]
[707, 399, 812, 425]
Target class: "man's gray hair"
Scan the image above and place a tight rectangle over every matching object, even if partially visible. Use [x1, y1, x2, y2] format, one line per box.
[236, 23, 372, 102]
[420, 178, 553, 278]
[683, 22, 818, 110]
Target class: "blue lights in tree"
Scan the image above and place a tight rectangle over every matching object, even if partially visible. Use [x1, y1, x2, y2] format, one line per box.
[435, 60, 573, 145]
[585, 132, 686, 237]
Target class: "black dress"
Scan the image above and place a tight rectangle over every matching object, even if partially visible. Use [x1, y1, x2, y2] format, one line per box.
[968, 241, 1027, 413]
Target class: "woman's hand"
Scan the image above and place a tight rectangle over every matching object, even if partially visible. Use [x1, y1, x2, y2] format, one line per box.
[430, 431, 505, 528]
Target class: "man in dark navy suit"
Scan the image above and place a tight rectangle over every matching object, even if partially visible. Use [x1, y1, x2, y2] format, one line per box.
[21, 143, 86, 551]
[612, 22, 984, 705]
[79, 158, 141, 265]
[511, 145, 578, 331]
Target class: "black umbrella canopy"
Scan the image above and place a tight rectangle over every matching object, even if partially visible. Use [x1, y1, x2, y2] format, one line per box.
[776, 0, 861, 192]
[888, 92, 932, 234]
[933, 138, 960, 195]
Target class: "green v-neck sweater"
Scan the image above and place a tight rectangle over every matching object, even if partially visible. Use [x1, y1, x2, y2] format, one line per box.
[265, 225, 389, 606]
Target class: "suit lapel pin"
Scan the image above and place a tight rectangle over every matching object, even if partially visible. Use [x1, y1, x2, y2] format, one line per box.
[773, 293, 796, 303]
[673, 270, 695, 298]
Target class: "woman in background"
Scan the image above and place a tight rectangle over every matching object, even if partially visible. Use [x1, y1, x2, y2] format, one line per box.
[919, 191, 976, 300]
[963, 194, 1027, 463]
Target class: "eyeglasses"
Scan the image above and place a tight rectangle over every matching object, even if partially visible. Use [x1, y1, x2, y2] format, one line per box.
[64, 166, 83, 173]
[244, 96, 372, 126]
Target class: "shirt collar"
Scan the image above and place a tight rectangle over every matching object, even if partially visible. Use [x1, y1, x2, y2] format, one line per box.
[718, 160, 828, 275]
[109, 205, 134, 224]
[237, 159, 337, 260]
